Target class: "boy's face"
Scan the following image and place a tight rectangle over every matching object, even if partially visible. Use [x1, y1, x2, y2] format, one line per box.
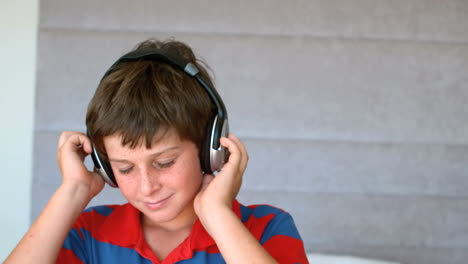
[103, 130, 203, 226]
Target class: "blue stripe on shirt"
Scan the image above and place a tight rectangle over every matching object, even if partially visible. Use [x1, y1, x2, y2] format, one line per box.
[259, 211, 303, 243]
[83, 205, 114, 216]
[64, 228, 153, 264]
[176, 251, 225, 264]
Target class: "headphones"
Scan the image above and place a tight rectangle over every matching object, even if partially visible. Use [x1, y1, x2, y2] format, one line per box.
[88, 48, 229, 188]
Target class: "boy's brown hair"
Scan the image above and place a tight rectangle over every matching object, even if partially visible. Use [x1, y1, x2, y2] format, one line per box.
[86, 39, 216, 157]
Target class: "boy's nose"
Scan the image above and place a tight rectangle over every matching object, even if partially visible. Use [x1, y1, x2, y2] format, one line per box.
[139, 168, 161, 195]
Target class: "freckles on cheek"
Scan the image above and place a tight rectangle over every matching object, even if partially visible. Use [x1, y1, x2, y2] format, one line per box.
[116, 177, 136, 192]
[174, 161, 202, 185]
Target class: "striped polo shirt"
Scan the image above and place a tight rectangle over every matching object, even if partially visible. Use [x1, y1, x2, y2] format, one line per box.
[57, 200, 308, 264]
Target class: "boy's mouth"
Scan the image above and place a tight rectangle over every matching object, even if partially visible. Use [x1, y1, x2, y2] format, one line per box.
[144, 195, 173, 210]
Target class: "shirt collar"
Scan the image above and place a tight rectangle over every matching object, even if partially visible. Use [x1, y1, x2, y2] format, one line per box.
[98, 200, 242, 250]
[98, 203, 141, 247]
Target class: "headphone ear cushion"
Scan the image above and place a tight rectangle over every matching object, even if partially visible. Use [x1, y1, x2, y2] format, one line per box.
[200, 116, 216, 174]
[99, 155, 117, 185]
[90, 147, 118, 187]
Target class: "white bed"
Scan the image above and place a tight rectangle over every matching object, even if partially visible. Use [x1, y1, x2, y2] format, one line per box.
[306, 253, 401, 264]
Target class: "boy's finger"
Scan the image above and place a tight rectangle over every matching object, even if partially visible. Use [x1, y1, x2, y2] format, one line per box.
[227, 134, 248, 171]
[220, 136, 241, 166]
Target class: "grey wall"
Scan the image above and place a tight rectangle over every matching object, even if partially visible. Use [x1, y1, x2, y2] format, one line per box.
[33, 1, 468, 263]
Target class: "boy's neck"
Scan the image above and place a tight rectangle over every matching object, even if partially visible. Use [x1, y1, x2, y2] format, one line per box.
[141, 209, 198, 261]
[140, 207, 198, 233]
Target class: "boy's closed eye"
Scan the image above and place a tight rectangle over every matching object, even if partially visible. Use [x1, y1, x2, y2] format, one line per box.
[155, 160, 175, 169]
[116, 159, 176, 175]
[118, 167, 133, 175]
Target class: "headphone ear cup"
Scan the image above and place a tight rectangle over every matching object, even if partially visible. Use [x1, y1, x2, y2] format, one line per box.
[200, 116, 216, 174]
[90, 146, 118, 188]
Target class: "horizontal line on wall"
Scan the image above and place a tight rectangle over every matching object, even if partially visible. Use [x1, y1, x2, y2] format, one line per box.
[33, 128, 468, 148]
[38, 26, 468, 47]
[307, 241, 468, 254]
[240, 186, 468, 199]
[240, 136, 468, 149]
[239, 188, 468, 201]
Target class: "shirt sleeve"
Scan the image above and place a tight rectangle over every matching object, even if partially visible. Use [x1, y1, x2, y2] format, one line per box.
[259, 211, 309, 264]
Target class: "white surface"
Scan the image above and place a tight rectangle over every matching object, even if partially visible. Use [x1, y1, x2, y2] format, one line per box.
[0, 0, 38, 261]
[307, 253, 401, 264]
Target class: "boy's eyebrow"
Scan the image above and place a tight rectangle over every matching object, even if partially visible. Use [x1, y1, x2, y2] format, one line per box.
[108, 146, 180, 163]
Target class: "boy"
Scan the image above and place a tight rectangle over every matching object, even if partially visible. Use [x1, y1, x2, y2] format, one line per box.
[5, 39, 308, 263]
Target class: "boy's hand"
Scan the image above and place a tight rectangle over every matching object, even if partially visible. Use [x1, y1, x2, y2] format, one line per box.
[57, 131, 105, 199]
[194, 133, 248, 221]
[193, 135, 280, 264]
